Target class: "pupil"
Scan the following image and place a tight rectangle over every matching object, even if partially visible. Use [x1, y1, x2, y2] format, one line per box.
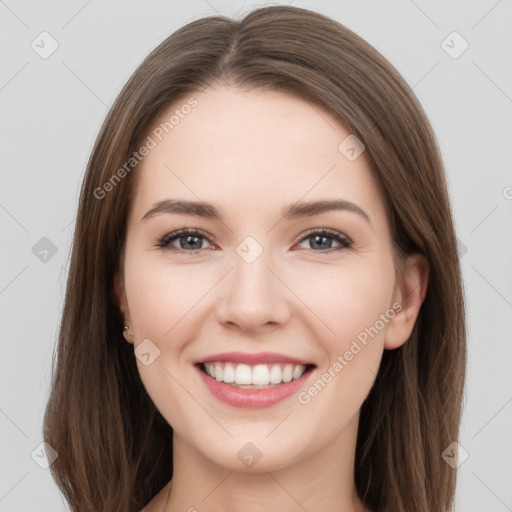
[311, 235, 331, 250]
[182, 235, 201, 250]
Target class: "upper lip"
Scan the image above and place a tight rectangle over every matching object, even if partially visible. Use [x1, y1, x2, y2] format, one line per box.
[194, 351, 315, 366]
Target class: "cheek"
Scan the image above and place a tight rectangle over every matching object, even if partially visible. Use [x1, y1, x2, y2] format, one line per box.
[122, 250, 206, 422]
[284, 255, 396, 346]
[291, 258, 395, 419]
[124, 249, 215, 338]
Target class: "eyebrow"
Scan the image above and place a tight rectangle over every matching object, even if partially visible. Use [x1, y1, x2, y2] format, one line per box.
[141, 198, 371, 226]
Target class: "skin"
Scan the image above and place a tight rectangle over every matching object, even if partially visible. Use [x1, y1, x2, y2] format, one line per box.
[115, 84, 429, 512]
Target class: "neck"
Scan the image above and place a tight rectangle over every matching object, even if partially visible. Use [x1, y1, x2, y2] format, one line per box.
[163, 412, 370, 512]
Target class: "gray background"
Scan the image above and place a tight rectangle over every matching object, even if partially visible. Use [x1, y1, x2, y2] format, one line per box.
[1, 0, 511, 510]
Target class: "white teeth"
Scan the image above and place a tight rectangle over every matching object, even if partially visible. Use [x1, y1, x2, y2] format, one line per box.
[202, 362, 309, 386]
[282, 364, 293, 383]
[223, 362, 235, 383]
[292, 364, 305, 379]
[234, 364, 252, 385]
[252, 364, 270, 385]
[269, 364, 282, 384]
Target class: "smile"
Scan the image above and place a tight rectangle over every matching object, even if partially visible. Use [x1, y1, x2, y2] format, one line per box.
[198, 362, 313, 388]
[194, 353, 316, 409]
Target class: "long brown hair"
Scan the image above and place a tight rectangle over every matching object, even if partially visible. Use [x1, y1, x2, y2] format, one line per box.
[43, 5, 467, 511]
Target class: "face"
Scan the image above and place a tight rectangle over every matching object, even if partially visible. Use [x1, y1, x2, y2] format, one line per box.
[116, 84, 410, 473]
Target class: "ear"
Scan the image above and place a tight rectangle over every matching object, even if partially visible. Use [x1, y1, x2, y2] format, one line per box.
[384, 253, 430, 350]
[115, 271, 133, 344]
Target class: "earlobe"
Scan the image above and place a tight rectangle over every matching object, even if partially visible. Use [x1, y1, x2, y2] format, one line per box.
[384, 253, 430, 350]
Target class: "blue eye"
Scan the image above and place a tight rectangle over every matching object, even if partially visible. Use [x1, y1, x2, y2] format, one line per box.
[157, 229, 214, 253]
[157, 228, 352, 254]
[296, 228, 352, 253]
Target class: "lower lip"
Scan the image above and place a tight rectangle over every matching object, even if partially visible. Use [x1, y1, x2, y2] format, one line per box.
[195, 364, 315, 409]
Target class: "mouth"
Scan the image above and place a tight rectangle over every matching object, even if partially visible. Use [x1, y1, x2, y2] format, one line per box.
[195, 361, 316, 390]
[193, 351, 318, 408]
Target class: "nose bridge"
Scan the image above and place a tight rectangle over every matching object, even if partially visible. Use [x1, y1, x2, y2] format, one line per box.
[215, 235, 289, 329]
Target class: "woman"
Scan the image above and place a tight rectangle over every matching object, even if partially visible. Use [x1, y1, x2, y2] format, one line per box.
[43, 5, 467, 511]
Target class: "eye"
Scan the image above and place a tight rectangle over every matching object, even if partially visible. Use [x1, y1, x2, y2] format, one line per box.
[295, 228, 352, 254]
[157, 227, 352, 255]
[157, 228, 215, 254]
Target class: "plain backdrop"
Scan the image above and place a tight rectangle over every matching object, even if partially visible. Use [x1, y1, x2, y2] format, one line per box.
[1, 1, 511, 511]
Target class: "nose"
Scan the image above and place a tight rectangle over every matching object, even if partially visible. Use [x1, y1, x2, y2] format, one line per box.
[215, 245, 291, 332]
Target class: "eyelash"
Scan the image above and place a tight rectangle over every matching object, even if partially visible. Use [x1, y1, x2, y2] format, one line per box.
[156, 228, 352, 255]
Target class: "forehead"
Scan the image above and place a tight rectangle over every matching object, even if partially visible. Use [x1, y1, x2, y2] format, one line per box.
[149, 85, 351, 161]
[130, 85, 386, 228]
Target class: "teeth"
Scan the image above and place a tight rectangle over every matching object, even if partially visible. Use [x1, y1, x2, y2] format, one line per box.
[269, 364, 282, 384]
[282, 364, 293, 383]
[292, 365, 304, 379]
[223, 363, 235, 383]
[202, 362, 309, 386]
[234, 364, 252, 385]
[215, 363, 223, 381]
[252, 364, 270, 386]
